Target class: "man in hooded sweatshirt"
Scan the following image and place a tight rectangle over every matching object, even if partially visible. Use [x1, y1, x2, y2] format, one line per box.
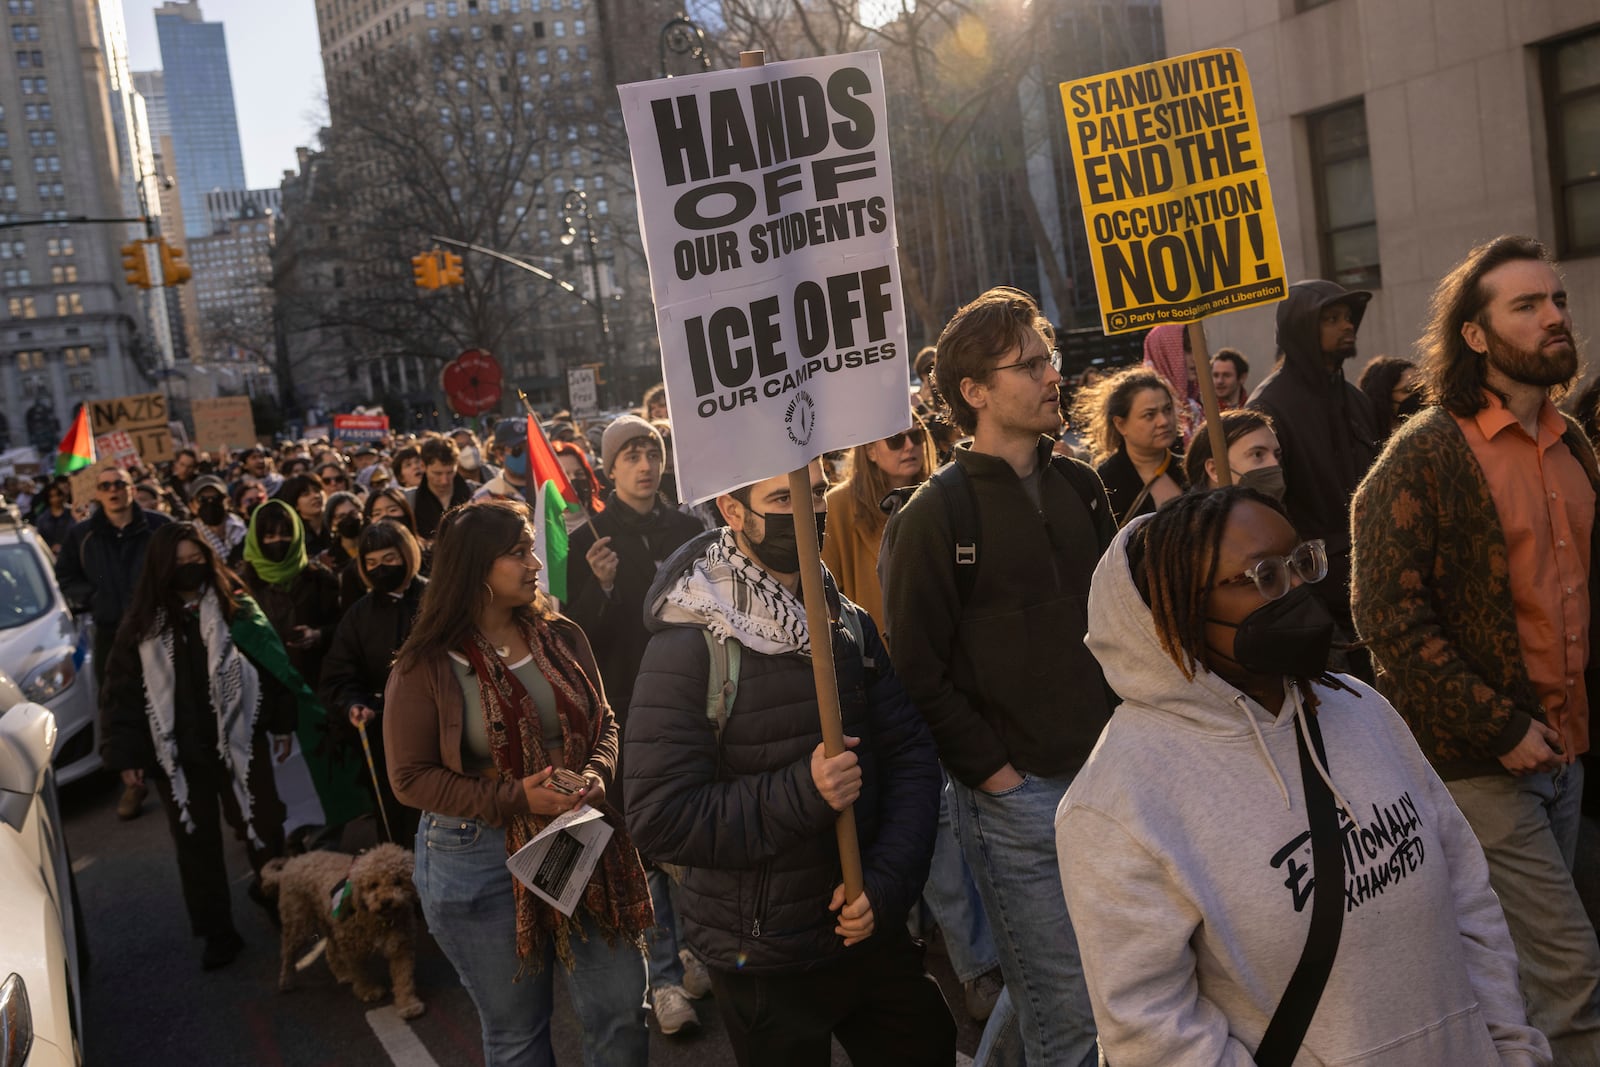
[623, 461, 952, 1064]
[1247, 279, 1378, 657]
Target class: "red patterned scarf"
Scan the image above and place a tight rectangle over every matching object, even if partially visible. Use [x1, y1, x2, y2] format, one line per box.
[462, 615, 653, 969]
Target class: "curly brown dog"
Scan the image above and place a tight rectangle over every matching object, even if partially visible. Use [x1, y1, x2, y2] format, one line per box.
[260, 844, 424, 1019]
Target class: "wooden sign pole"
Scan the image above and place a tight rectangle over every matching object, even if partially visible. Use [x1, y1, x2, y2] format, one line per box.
[1187, 320, 1232, 487]
[742, 47, 865, 903]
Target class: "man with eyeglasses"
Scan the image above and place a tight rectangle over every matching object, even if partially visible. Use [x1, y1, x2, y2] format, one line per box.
[55, 462, 172, 819]
[1353, 235, 1600, 1060]
[881, 286, 1116, 1067]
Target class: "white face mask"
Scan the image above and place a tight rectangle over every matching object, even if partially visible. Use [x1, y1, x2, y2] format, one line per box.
[458, 445, 481, 470]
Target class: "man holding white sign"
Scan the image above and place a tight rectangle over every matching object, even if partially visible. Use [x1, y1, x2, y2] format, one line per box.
[624, 461, 953, 1063]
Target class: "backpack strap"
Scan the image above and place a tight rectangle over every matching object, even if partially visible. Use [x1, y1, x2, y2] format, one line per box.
[929, 455, 1103, 610]
[701, 628, 740, 746]
[929, 463, 980, 607]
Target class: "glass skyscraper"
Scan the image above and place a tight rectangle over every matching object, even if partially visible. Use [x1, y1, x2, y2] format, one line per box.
[155, 1, 246, 237]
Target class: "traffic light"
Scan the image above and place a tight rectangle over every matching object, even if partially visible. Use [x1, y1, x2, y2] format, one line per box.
[120, 240, 152, 289]
[440, 250, 465, 287]
[411, 251, 441, 290]
[157, 239, 192, 286]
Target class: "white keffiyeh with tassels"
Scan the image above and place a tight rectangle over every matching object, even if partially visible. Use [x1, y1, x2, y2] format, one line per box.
[655, 529, 812, 656]
[138, 588, 265, 845]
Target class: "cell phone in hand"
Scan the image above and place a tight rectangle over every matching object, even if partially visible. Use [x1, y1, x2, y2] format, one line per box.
[547, 769, 588, 795]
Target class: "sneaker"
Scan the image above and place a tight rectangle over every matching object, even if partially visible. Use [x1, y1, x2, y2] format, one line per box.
[678, 948, 712, 999]
[651, 984, 700, 1035]
[117, 781, 148, 821]
[964, 968, 1003, 1022]
[201, 930, 245, 971]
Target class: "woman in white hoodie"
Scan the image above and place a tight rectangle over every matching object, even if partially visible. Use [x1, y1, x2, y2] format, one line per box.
[1056, 486, 1549, 1066]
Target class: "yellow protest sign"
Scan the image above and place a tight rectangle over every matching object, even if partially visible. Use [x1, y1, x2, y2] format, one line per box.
[1061, 48, 1286, 335]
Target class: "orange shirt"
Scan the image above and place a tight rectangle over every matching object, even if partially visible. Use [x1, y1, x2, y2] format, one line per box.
[1455, 393, 1592, 757]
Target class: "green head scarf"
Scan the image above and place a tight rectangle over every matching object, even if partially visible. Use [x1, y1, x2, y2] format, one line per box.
[244, 498, 308, 587]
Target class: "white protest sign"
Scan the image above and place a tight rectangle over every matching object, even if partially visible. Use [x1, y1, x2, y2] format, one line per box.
[620, 52, 911, 503]
[566, 367, 599, 417]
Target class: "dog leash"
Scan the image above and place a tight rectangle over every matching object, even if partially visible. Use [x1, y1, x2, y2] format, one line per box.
[357, 720, 395, 843]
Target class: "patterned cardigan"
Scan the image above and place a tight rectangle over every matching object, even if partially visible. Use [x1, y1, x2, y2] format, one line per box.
[1350, 404, 1600, 781]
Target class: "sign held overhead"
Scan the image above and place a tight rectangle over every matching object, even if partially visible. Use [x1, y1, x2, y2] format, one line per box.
[1061, 48, 1287, 334]
[620, 51, 912, 504]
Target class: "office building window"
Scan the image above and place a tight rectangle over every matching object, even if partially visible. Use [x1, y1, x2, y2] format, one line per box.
[1546, 29, 1600, 255]
[1308, 99, 1379, 287]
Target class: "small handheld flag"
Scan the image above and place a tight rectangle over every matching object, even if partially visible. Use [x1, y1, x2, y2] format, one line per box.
[55, 405, 96, 475]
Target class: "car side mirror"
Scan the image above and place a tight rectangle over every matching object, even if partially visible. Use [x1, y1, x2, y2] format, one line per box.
[0, 702, 55, 833]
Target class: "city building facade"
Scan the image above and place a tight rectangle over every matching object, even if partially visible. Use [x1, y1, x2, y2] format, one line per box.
[0, 0, 157, 453]
[1167, 0, 1600, 379]
[155, 0, 246, 238]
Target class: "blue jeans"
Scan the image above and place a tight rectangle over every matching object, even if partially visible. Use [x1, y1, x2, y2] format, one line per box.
[949, 774, 1096, 1067]
[414, 813, 649, 1067]
[645, 866, 685, 989]
[920, 771, 998, 984]
[974, 986, 1025, 1067]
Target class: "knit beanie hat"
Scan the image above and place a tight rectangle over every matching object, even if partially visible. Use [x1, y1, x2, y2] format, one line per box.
[601, 414, 662, 474]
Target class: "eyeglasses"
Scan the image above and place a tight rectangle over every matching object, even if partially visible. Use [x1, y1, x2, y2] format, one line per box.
[991, 348, 1063, 381]
[97, 480, 130, 492]
[883, 428, 926, 450]
[1213, 540, 1327, 601]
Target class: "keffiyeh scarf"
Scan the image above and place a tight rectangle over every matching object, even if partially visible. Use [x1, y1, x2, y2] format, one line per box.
[655, 529, 811, 657]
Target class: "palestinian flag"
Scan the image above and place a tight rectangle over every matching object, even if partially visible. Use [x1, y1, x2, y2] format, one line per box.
[525, 414, 579, 506]
[55, 404, 95, 475]
[535, 478, 574, 602]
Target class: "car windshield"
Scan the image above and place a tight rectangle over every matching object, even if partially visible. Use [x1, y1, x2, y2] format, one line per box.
[0, 541, 53, 630]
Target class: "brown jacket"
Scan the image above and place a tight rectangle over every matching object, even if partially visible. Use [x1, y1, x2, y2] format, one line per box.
[821, 484, 888, 635]
[382, 615, 617, 824]
[1351, 406, 1600, 779]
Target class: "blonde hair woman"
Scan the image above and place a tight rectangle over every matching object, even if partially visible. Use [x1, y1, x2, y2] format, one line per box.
[821, 414, 939, 633]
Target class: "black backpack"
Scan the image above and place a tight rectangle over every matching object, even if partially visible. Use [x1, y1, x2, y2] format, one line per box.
[883, 455, 1106, 607]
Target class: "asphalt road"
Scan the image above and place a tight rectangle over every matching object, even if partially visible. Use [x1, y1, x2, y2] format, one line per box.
[59, 770, 988, 1066]
[59, 767, 1600, 1066]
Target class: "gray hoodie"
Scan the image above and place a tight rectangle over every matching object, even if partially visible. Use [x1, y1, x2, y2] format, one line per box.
[1055, 518, 1550, 1066]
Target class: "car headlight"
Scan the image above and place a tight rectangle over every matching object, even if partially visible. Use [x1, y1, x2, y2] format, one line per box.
[0, 972, 32, 1067]
[20, 653, 75, 703]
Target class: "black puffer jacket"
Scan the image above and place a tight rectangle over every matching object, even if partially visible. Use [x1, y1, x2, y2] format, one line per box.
[624, 531, 940, 976]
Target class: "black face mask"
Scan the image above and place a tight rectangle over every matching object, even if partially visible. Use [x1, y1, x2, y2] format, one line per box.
[196, 499, 226, 526]
[1394, 392, 1424, 422]
[335, 514, 363, 540]
[367, 563, 407, 594]
[745, 507, 827, 575]
[261, 540, 291, 563]
[1208, 584, 1335, 678]
[173, 561, 209, 593]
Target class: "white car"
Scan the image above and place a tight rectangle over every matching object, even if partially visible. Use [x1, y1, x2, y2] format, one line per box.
[0, 504, 99, 785]
[0, 671, 84, 1066]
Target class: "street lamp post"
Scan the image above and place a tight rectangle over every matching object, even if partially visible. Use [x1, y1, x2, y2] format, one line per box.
[558, 189, 615, 407]
[659, 13, 711, 78]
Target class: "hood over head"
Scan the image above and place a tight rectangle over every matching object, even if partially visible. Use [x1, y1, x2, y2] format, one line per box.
[1086, 514, 1361, 823]
[1274, 279, 1372, 387]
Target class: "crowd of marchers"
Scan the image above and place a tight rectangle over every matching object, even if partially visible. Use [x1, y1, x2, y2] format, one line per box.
[14, 232, 1600, 1067]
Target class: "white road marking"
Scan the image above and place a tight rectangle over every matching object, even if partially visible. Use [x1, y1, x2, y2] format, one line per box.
[366, 1005, 440, 1067]
[956, 1053, 975, 1066]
